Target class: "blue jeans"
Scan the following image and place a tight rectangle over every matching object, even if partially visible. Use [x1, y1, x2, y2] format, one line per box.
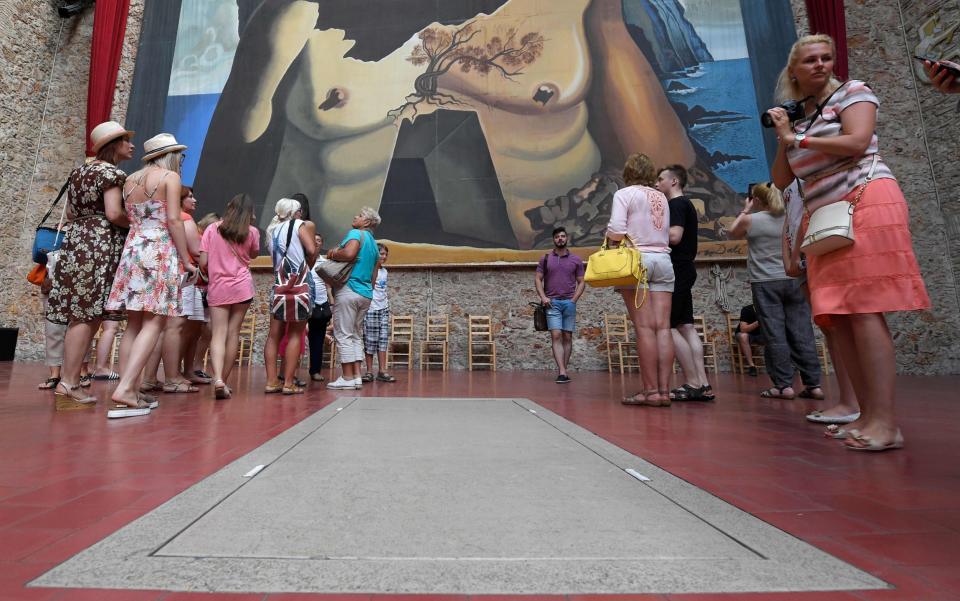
[751, 279, 821, 389]
[546, 299, 576, 332]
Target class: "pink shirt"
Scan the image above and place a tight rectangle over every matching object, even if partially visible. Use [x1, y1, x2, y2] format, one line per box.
[200, 223, 260, 306]
[606, 185, 670, 253]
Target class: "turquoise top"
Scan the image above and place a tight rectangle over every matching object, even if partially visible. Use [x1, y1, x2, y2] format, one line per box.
[339, 229, 378, 298]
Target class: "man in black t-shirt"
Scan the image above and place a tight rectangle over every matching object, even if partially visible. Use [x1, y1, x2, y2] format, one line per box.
[657, 165, 713, 401]
[735, 303, 765, 377]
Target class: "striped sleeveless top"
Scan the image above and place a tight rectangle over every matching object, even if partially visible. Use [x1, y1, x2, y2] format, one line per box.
[785, 80, 894, 212]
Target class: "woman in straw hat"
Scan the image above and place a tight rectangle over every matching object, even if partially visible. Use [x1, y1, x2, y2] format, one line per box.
[104, 133, 198, 417]
[47, 121, 134, 411]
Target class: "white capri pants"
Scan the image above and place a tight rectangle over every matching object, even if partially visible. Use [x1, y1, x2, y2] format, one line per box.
[332, 286, 371, 365]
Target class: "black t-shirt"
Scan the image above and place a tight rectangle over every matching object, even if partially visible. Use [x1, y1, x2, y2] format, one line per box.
[668, 195, 698, 264]
[737, 305, 757, 330]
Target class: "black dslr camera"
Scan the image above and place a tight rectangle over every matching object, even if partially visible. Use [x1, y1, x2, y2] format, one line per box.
[760, 100, 807, 128]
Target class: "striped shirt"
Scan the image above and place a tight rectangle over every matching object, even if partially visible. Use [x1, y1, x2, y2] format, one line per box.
[786, 80, 894, 212]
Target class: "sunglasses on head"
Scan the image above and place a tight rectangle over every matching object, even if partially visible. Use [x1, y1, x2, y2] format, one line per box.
[746, 181, 773, 197]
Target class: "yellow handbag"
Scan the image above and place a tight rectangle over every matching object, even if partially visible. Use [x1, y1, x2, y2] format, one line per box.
[584, 237, 648, 308]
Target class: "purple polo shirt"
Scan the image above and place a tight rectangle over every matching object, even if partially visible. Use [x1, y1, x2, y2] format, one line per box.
[537, 250, 585, 300]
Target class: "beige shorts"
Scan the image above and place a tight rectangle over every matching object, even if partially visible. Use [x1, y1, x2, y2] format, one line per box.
[614, 252, 675, 293]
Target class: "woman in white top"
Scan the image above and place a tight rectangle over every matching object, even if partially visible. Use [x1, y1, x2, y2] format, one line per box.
[606, 153, 675, 407]
[263, 197, 317, 394]
[307, 233, 334, 381]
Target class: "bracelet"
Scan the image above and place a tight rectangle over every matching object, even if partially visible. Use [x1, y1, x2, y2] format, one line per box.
[798, 136, 811, 149]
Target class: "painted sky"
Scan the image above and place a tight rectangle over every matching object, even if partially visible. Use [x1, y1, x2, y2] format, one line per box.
[677, 0, 748, 60]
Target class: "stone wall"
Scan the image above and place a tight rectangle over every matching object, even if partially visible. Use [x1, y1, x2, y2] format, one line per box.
[2, 0, 958, 374]
[0, 0, 144, 361]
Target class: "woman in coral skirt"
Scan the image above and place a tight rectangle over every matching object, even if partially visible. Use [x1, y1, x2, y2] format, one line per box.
[767, 35, 930, 452]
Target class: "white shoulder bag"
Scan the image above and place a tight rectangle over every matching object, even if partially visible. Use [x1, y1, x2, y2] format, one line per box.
[800, 154, 879, 256]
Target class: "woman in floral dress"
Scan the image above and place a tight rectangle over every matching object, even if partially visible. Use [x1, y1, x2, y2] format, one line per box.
[47, 121, 134, 410]
[105, 134, 197, 416]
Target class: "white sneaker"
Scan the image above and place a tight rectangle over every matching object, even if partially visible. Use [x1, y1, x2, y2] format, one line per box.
[352, 378, 363, 389]
[326, 377, 356, 390]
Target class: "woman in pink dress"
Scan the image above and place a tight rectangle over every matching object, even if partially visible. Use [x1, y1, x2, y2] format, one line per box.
[768, 35, 930, 451]
[199, 193, 259, 399]
[106, 134, 197, 417]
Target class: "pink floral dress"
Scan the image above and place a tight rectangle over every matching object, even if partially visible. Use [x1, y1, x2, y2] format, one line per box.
[106, 183, 182, 316]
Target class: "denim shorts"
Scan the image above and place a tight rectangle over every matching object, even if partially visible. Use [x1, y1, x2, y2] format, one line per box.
[546, 299, 576, 332]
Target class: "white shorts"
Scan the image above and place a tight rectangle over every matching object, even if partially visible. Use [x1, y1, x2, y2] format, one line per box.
[181, 284, 206, 321]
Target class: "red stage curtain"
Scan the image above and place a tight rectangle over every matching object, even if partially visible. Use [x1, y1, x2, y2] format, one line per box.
[86, 0, 131, 156]
[804, 0, 848, 80]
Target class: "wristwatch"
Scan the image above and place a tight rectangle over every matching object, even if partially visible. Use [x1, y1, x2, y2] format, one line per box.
[794, 133, 807, 148]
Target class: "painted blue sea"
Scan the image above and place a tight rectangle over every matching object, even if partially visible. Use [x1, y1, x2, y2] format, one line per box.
[664, 58, 768, 195]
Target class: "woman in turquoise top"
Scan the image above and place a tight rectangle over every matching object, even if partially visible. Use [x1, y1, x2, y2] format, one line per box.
[325, 206, 381, 389]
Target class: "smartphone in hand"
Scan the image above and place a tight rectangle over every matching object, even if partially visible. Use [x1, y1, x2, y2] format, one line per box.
[915, 55, 960, 77]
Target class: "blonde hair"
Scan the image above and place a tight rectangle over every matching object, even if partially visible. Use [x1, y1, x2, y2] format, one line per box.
[266, 197, 301, 241]
[622, 153, 657, 187]
[751, 183, 785, 216]
[128, 151, 183, 184]
[775, 34, 843, 102]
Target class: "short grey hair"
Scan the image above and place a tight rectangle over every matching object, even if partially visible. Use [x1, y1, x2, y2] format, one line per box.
[359, 206, 381, 228]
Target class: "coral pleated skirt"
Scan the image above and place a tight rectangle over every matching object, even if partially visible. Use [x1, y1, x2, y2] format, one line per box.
[801, 178, 930, 327]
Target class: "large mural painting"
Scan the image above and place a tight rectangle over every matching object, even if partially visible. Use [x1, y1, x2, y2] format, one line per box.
[137, 0, 796, 263]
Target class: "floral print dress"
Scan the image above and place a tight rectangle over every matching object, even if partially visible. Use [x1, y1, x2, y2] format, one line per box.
[106, 175, 183, 316]
[46, 161, 127, 325]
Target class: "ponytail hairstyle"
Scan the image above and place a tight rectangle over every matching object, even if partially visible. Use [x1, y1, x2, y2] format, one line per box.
[219, 193, 255, 244]
[751, 182, 785, 217]
[775, 34, 843, 103]
[265, 197, 301, 241]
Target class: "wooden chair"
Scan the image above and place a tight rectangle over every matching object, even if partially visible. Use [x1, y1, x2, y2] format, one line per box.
[618, 340, 639, 374]
[91, 320, 124, 368]
[816, 338, 831, 376]
[236, 313, 257, 367]
[725, 312, 765, 374]
[419, 314, 449, 370]
[324, 335, 337, 368]
[387, 315, 415, 371]
[467, 315, 496, 370]
[603, 313, 631, 373]
[693, 315, 718, 373]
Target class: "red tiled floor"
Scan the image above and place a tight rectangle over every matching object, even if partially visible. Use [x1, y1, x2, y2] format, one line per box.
[0, 363, 958, 600]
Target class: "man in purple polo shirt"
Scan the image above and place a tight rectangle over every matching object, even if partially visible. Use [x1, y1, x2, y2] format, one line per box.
[535, 226, 586, 383]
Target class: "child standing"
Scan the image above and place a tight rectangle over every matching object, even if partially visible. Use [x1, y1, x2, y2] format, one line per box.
[362, 243, 395, 382]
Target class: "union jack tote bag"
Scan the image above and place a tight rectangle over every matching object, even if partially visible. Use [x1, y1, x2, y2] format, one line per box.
[270, 221, 312, 322]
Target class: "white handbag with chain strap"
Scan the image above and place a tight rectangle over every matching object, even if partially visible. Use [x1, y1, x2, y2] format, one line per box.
[801, 154, 879, 256]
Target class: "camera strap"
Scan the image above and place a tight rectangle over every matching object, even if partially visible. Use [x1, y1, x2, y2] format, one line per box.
[796, 80, 851, 134]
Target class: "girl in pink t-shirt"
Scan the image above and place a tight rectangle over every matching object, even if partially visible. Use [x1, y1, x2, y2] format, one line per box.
[199, 194, 259, 399]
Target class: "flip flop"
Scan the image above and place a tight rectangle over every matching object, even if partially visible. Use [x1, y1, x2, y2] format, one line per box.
[92, 372, 120, 381]
[376, 372, 396, 382]
[798, 386, 825, 400]
[162, 381, 199, 393]
[622, 391, 670, 407]
[825, 424, 853, 439]
[139, 380, 163, 393]
[845, 429, 904, 452]
[38, 377, 61, 390]
[760, 386, 795, 400]
[806, 410, 860, 424]
[107, 397, 152, 419]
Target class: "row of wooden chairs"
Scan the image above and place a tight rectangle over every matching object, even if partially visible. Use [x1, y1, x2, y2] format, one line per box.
[604, 312, 830, 375]
[604, 314, 718, 374]
[306, 314, 495, 372]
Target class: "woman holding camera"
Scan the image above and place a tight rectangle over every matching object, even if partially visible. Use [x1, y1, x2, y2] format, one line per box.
[767, 34, 929, 452]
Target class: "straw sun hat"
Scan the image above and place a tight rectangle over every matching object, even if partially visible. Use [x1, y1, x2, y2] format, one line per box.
[141, 133, 187, 162]
[90, 121, 134, 153]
